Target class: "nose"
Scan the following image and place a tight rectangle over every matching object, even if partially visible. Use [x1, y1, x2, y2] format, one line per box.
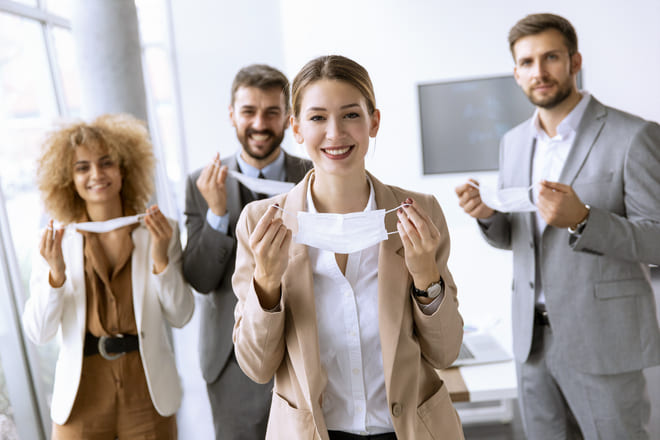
[252, 112, 267, 131]
[530, 59, 546, 80]
[90, 163, 102, 178]
[326, 116, 342, 140]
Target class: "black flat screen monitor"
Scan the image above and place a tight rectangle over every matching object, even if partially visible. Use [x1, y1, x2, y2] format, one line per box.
[418, 73, 581, 174]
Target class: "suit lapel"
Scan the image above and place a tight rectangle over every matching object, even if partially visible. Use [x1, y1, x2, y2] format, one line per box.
[223, 156, 243, 231]
[279, 173, 325, 402]
[130, 225, 149, 331]
[559, 98, 607, 185]
[371, 173, 409, 388]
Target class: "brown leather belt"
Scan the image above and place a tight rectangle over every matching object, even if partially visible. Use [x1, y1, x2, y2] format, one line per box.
[84, 332, 139, 360]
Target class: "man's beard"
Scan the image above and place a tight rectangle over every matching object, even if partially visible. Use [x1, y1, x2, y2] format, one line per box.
[239, 128, 285, 161]
[526, 78, 573, 109]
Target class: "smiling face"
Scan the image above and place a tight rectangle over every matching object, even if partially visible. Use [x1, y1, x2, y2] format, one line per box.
[72, 142, 123, 210]
[513, 28, 581, 109]
[292, 79, 380, 178]
[229, 86, 289, 168]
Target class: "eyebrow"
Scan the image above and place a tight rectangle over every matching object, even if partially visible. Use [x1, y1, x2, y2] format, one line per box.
[73, 154, 112, 165]
[306, 103, 361, 112]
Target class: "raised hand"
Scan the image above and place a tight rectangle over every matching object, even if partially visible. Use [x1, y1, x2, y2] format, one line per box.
[249, 204, 291, 309]
[397, 198, 442, 301]
[144, 205, 173, 274]
[196, 152, 229, 216]
[455, 179, 495, 219]
[40, 219, 66, 287]
[537, 180, 589, 228]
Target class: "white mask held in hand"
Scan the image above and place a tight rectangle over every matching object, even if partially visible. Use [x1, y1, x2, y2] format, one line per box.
[228, 170, 294, 196]
[74, 214, 145, 233]
[469, 182, 536, 213]
[276, 205, 405, 254]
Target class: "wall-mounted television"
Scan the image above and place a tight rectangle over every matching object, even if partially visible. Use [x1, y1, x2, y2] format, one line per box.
[418, 73, 582, 174]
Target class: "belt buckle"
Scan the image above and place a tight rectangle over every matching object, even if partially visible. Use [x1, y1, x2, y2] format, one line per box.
[98, 334, 125, 360]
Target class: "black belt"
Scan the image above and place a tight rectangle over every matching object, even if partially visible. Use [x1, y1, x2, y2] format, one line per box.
[84, 332, 139, 360]
[328, 431, 397, 440]
[534, 306, 551, 327]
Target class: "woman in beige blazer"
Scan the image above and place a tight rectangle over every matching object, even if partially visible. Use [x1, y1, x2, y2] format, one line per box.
[22, 114, 193, 439]
[232, 55, 464, 440]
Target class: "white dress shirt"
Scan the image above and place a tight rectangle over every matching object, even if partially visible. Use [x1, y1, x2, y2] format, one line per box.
[531, 91, 591, 304]
[307, 177, 393, 435]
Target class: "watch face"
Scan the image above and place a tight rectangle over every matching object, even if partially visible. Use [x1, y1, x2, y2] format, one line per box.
[426, 281, 443, 298]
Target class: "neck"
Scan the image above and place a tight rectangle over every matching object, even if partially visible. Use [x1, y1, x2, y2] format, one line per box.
[241, 146, 281, 170]
[85, 198, 124, 222]
[310, 170, 370, 214]
[537, 89, 582, 137]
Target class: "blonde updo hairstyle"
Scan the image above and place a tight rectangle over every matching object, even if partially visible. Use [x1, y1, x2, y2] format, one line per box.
[36, 113, 155, 224]
[291, 55, 377, 119]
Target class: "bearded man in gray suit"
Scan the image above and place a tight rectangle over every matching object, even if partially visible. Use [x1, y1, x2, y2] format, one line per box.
[456, 13, 660, 440]
[183, 64, 312, 440]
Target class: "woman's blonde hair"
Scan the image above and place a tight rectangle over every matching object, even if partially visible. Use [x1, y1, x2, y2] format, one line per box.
[36, 113, 155, 223]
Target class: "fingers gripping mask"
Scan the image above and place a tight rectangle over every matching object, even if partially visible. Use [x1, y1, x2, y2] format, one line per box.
[276, 205, 404, 254]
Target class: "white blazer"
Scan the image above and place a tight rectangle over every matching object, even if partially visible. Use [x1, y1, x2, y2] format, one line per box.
[22, 219, 194, 425]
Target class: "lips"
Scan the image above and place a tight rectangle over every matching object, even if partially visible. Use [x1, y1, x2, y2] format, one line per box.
[248, 129, 274, 143]
[321, 145, 354, 159]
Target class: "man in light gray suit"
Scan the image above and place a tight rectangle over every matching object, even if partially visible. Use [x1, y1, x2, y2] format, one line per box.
[183, 64, 312, 439]
[456, 13, 660, 439]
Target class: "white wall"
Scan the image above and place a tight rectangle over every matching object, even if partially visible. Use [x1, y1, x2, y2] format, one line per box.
[170, 0, 660, 347]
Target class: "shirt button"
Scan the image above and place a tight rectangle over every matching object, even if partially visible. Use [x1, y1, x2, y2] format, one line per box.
[529, 282, 534, 289]
[529, 241, 534, 249]
[355, 406, 362, 413]
[391, 402, 403, 417]
[352, 368, 360, 375]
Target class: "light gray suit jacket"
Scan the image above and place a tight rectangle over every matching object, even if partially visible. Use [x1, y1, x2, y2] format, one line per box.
[479, 97, 660, 375]
[183, 152, 312, 384]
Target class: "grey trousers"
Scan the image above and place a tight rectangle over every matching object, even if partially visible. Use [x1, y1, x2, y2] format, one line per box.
[516, 321, 650, 440]
[206, 352, 272, 440]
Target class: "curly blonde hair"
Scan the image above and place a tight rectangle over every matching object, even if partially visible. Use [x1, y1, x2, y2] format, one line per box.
[37, 113, 155, 224]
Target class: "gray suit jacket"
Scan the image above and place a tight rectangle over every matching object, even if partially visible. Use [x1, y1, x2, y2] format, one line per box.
[183, 152, 312, 383]
[479, 97, 660, 375]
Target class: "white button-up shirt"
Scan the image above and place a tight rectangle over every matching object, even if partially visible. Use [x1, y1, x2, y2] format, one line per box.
[306, 178, 393, 435]
[531, 91, 591, 304]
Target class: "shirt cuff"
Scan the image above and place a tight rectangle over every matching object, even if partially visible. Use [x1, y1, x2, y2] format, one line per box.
[206, 209, 230, 234]
[414, 293, 444, 315]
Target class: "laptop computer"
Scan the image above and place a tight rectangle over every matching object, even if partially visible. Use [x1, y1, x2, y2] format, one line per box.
[451, 331, 511, 367]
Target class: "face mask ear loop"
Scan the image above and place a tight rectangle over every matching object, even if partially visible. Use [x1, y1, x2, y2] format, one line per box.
[384, 203, 411, 235]
[271, 204, 296, 219]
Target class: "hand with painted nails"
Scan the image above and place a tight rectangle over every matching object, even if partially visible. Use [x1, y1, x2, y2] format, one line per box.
[455, 179, 495, 219]
[40, 219, 66, 287]
[197, 152, 229, 216]
[396, 198, 442, 296]
[249, 204, 291, 309]
[144, 205, 173, 273]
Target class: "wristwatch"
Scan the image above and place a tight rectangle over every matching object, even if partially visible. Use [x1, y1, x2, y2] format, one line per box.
[568, 204, 591, 234]
[412, 278, 445, 299]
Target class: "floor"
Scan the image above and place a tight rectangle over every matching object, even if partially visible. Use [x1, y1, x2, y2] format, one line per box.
[173, 268, 660, 439]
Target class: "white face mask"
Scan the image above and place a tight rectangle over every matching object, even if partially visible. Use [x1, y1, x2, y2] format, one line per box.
[74, 214, 145, 233]
[228, 170, 294, 196]
[277, 205, 403, 254]
[470, 182, 536, 213]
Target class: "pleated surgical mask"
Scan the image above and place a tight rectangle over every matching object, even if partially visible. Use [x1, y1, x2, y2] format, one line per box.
[228, 170, 294, 196]
[276, 205, 405, 254]
[74, 214, 145, 233]
[469, 182, 536, 213]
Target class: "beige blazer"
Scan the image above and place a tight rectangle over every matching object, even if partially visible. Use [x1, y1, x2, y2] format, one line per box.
[23, 219, 194, 425]
[232, 171, 464, 440]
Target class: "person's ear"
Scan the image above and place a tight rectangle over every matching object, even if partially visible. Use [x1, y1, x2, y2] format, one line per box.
[369, 109, 381, 138]
[569, 52, 582, 76]
[229, 105, 237, 128]
[291, 115, 303, 144]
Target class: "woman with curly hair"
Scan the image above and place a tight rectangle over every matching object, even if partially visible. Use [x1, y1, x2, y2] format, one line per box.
[22, 113, 194, 439]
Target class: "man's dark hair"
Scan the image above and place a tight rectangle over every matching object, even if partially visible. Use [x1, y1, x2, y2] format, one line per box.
[230, 64, 290, 113]
[508, 13, 578, 58]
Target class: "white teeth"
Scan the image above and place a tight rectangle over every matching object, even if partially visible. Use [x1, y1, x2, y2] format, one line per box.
[325, 147, 350, 156]
[251, 134, 269, 141]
